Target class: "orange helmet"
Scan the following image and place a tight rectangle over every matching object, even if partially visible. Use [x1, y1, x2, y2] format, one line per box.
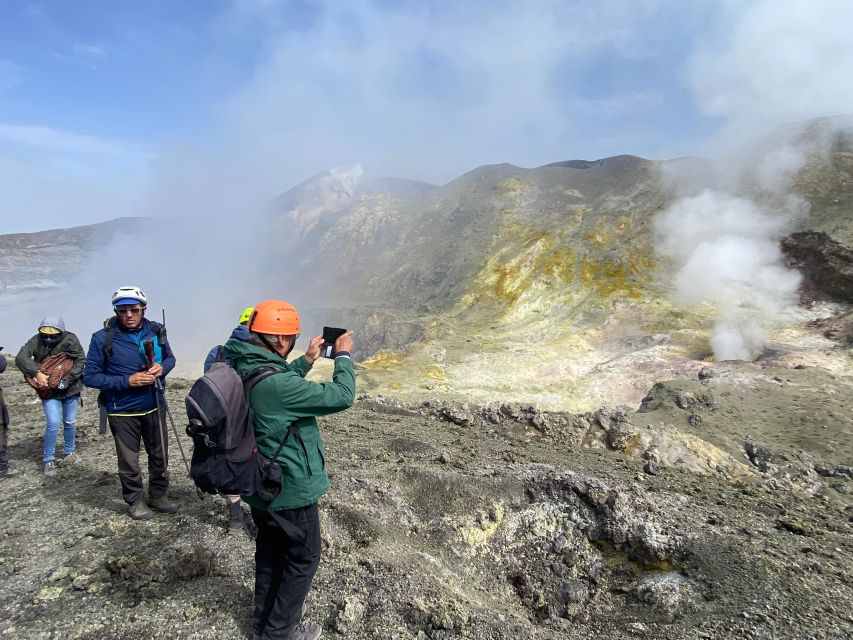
[248, 299, 300, 335]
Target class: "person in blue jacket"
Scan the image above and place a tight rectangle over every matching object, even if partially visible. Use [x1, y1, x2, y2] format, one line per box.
[203, 306, 254, 373]
[82, 286, 177, 520]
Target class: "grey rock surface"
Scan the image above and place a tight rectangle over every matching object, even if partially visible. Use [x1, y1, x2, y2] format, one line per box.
[1, 360, 849, 639]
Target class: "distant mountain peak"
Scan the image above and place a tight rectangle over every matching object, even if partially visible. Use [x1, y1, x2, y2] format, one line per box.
[272, 163, 366, 237]
[274, 163, 364, 208]
[542, 159, 605, 169]
[540, 155, 649, 170]
[322, 163, 364, 197]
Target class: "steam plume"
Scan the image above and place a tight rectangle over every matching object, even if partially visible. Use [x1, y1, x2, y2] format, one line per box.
[654, 189, 803, 360]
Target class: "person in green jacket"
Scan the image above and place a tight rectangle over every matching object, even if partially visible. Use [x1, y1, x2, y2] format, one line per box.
[16, 316, 85, 477]
[224, 299, 355, 640]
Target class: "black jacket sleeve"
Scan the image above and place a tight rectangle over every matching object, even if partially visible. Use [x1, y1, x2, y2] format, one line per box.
[15, 335, 41, 377]
[63, 333, 86, 383]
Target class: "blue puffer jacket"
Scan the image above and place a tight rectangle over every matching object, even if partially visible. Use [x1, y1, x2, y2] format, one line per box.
[83, 319, 176, 414]
[203, 324, 251, 373]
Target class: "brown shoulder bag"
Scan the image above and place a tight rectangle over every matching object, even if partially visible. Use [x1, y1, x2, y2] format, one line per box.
[26, 353, 75, 400]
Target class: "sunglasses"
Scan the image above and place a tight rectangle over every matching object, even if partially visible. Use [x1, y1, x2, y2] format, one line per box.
[115, 307, 143, 316]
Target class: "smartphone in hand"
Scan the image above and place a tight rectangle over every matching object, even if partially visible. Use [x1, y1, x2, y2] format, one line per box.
[321, 326, 347, 358]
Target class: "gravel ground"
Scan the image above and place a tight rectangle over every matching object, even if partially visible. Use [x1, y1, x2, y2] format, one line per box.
[0, 361, 851, 640]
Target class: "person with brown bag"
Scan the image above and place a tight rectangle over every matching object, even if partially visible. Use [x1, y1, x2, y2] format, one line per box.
[16, 316, 85, 477]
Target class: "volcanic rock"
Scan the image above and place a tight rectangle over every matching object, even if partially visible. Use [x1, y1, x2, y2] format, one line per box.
[782, 232, 853, 303]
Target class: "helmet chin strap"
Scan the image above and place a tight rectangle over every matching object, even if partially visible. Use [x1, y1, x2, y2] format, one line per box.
[259, 334, 295, 361]
[283, 340, 296, 360]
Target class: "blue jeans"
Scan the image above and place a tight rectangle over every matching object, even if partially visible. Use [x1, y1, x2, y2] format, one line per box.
[42, 395, 79, 463]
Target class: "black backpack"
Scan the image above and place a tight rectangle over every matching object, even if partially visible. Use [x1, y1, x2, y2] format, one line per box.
[184, 357, 283, 497]
[185, 355, 308, 542]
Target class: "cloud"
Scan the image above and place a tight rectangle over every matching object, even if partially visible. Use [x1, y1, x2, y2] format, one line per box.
[688, 0, 853, 149]
[0, 122, 149, 157]
[0, 152, 145, 232]
[72, 43, 106, 58]
[0, 59, 23, 90]
[569, 91, 665, 117]
[169, 0, 704, 197]
[0, 124, 152, 232]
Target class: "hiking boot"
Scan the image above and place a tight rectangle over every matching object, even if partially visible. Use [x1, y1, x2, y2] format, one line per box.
[58, 452, 82, 467]
[288, 623, 322, 640]
[148, 495, 178, 513]
[0, 464, 21, 478]
[227, 517, 244, 535]
[129, 500, 154, 520]
[43, 461, 57, 477]
[253, 604, 309, 640]
[227, 500, 244, 535]
[243, 515, 258, 540]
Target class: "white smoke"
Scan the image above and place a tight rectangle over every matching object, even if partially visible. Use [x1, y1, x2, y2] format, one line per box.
[655, 189, 803, 361]
[688, 0, 853, 153]
[654, 0, 853, 361]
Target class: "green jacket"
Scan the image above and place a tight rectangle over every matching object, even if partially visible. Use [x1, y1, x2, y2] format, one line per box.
[224, 338, 356, 511]
[15, 332, 86, 399]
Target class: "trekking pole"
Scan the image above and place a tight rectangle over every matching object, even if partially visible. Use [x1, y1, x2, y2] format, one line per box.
[144, 339, 171, 467]
[98, 405, 108, 435]
[144, 338, 202, 498]
[159, 380, 203, 497]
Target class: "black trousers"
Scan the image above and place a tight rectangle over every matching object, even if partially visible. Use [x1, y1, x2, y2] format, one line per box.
[0, 403, 9, 473]
[108, 409, 169, 504]
[252, 503, 321, 640]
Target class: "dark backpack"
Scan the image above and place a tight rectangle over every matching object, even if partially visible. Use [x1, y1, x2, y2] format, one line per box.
[185, 355, 308, 542]
[184, 355, 283, 496]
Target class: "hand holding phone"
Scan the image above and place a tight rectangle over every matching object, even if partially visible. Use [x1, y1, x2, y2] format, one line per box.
[335, 331, 353, 354]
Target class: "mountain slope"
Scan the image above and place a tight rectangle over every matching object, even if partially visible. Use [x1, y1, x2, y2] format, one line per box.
[1, 118, 850, 407]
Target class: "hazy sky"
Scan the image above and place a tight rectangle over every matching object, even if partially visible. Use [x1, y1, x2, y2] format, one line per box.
[1, 0, 851, 232]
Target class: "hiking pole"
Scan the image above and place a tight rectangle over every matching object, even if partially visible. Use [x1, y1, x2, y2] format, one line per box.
[98, 406, 108, 435]
[158, 382, 191, 473]
[158, 391, 204, 500]
[144, 339, 171, 469]
[143, 338, 202, 499]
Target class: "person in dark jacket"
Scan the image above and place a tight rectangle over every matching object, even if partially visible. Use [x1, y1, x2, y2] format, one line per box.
[15, 316, 85, 477]
[0, 347, 20, 478]
[204, 306, 254, 535]
[203, 306, 254, 373]
[225, 299, 355, 640]
[82, 286, 177, 520]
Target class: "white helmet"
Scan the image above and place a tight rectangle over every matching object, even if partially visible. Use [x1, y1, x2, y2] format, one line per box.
[111, 285, 148, 307]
